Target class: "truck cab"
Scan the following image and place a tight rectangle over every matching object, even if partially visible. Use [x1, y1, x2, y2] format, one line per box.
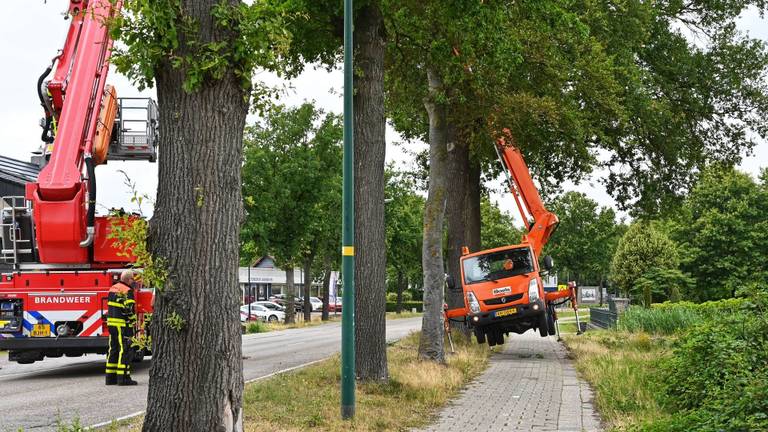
[453, 243, 554, 346]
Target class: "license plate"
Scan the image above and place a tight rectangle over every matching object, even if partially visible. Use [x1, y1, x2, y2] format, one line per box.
[494, 308, 517, 318]
[31, 323, 50, 337]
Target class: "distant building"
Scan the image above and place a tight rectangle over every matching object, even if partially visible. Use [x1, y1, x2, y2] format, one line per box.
[239, 256, 338, 304]
[0, 155, 39, 202]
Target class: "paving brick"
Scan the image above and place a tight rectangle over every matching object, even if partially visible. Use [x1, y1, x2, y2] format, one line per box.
[415, 330, 603, 432]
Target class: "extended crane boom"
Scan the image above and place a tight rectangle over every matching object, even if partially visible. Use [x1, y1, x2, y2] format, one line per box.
[444, 130, 578, 347]
[0, 0, 157, 364]
[494, 129, 558, 256]
[27, 0, 121, 263]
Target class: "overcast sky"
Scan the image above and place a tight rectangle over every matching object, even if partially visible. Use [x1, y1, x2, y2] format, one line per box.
[0, 3, 765, 224]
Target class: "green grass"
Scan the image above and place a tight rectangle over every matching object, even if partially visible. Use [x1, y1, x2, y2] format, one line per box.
[386, 311, 422, 319]
[563, 331, 673, 431]
[242, 332, 493, 431]
[618, 306, 702, 334]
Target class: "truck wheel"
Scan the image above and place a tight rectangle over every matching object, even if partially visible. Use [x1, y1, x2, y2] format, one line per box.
[546, 307, 556, 335]
[538, 312, 549, 337]
[494, 331, 505, 346]
[487, 331, 497, 347]
[474, 328, 486, 344]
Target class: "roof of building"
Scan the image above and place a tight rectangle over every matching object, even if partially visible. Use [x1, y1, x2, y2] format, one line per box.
[0, 155, 39, 186]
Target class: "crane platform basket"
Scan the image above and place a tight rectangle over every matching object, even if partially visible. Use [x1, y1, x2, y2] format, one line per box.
[109, 97, 159, 162]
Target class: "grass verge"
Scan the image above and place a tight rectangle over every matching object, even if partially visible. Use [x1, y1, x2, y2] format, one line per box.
[245, 312, 420, 334]
[562, 330, 672, 431]
[243, 331, 492, 431]
[385, 311, 422, 319]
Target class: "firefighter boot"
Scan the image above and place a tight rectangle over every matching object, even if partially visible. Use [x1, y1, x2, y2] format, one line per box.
[118, 375, 138, 386]
[105, 374, 117, 385]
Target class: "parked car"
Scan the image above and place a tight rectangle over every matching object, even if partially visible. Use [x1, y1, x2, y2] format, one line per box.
[270, 294, 303, 312]
[324, 297, 342, 312]
[308, 297, 323, 312]
[254, 301, 285, 312]
[240, 303, 285, 323]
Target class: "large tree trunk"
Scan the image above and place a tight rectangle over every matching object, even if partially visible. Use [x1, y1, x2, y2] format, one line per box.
[419, 68, 450, 363]
[353, 1, 388, 381]
[302, 256, 313, 322]
[284, 268, 295, 324]
[445, 137, 471, 311]
[467, 157, 482, 251]
[143, 4, 247, 430]
[321, 264, 331, 321]
[396, 269, 405, 314]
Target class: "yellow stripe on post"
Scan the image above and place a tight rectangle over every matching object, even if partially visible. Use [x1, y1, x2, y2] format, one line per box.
[342, 246, 354, 256]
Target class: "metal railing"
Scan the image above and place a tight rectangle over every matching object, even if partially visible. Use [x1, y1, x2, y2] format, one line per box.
[590, 307, 618, 329]
[1, 196, 33, 267]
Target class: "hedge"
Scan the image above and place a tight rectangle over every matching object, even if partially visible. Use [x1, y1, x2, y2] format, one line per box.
[386, 301, 423, 312]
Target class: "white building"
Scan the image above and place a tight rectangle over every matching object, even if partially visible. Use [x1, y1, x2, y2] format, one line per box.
[239, 256, 339, 304]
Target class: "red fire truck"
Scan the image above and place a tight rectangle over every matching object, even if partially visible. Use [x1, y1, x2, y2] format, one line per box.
[0, 0, 156, 363]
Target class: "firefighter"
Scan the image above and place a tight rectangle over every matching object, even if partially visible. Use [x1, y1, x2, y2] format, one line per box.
[105, 270, 138, 386]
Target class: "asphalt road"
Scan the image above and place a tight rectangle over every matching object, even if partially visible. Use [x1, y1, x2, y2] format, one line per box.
[0, 317, 422, 431]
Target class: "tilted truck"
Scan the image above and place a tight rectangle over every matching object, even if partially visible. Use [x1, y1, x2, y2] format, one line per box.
[0, 0, 156, 363]
[445, 130, 579, 346]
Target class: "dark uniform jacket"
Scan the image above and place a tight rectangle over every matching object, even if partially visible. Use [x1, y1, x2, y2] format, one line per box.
[107, 281, 135, 332]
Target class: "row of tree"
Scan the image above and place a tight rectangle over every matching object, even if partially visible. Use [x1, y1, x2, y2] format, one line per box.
[107, 0, 768, 429]
[612, 167, 768, 305]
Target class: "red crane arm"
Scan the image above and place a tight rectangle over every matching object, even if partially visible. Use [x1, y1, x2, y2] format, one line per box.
[26, 0, 122, 263]
[37, 0, 120, 200]
[495, 131, 559, 256]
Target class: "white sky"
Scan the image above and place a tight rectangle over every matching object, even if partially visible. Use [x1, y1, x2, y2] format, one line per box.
[0, 3, 765, 225]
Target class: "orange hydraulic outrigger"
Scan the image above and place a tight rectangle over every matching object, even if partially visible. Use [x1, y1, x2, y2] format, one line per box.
[444, 130, 581, 346]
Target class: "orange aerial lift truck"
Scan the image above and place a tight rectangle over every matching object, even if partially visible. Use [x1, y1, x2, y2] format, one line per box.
[445, 130, 580, 346]
[0, 0, 158, 363]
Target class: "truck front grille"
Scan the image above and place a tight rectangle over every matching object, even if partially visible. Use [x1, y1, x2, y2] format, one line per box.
[484, 293, 524, 305]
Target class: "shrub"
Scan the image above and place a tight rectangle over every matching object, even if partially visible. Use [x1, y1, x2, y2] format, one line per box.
[386, 291, 413, 302]
[650, 303, 768, 431]
[247, 321, 268, 333]
[386, 301, 423, 312]
[637, 292, 768, 431]
[610, 223, 679, 299]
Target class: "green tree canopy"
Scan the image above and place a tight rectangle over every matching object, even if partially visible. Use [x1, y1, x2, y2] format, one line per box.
[480, 197, 523, 250]
[546, 192, 622, 285]
[385, 0, 768, 214]
[385, 168, 423, 279]
[611, 222, 680, 301]
[669, 167, 768, 301]
[240, 102, 342, 273]
[384, 167, 424, 303]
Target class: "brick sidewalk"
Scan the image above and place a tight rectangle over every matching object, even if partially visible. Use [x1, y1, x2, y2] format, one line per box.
[418, 331, 602, 432]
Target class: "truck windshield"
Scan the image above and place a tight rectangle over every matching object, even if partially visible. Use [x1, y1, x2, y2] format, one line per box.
[463, 247, 534, 284]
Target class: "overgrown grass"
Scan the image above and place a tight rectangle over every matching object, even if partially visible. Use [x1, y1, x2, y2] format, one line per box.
[565, 294, 768, 431]
[385, 311, 422, 319]
[242, 332, 492, 431]
[618, 298, 747, 334]
[563, 331, 673, 431]
[618, 306, 702, 334]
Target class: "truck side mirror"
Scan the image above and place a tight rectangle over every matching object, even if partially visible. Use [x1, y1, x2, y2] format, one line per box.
[543, 256, 554, 272]
[445, 274, 459, 292]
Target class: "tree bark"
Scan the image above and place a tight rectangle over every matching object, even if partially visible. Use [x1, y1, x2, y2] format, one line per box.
[396, 269, 405, 314]
[302, 256, 313, 322]
[467, 157, 482, 251]
[285, 268, 295, 324]
[418, 68, 450, 363]
[353, 1, 388, 381]
[143, 3, 246, 430]
[321, 265, 331, 321]
[445, 137, 471, 311]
